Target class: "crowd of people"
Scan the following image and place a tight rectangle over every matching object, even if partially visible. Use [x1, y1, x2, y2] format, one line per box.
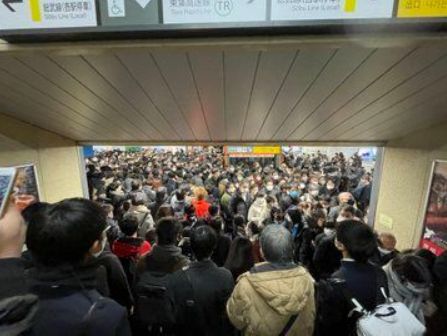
[1, 147, 446, 336]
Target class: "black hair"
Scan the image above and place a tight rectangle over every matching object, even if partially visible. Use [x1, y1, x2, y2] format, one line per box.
[190, 225, 217, 261]
[208, 217, 223, 234]
[119, 215, 139, 236]
[131, 179, 141, 191]
[248, 221, 261, 236]
[156, 205, 174, 220]
[145, 228, 157, 246]
[22, 202, 50, 224]
[156, 217, 182, 246]
[224, 237, 254, 279]
[233, 215, 245, 228]
[26, 198, 106, 267]
[392, 253, 432, 285]
[209, 204, 219, 217]
[336, 220, 377, 263]
[414, 248, 437, 272]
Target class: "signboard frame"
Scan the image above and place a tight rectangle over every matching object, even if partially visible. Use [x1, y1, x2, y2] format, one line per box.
[1, 0, 447, 42]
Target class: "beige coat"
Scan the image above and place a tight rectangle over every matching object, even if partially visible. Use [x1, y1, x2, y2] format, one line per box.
[227, 263, 315, 336]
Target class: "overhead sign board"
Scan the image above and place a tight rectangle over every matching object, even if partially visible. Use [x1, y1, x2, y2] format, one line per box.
[162, 0, 267, 24]
[252, 146, 282, 155]
[225, 146, 281, 155]
[98, 0, 160, 26]
[397, 0, 447, 18]
[0, 0, 97, 30]
[271, 0, 395, 21]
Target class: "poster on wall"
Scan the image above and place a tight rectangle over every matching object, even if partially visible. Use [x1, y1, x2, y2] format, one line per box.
[13, 165, 41, 212]
[421, 160, 447, 256]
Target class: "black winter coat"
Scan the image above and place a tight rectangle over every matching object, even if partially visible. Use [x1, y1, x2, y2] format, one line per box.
[315, 260, 388, 336]
[168, 260, 235, 336]
[28, 265, 131, 336]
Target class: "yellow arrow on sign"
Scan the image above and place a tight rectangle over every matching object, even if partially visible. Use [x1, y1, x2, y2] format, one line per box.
[30, 0, 41, 22]
[345, 0, 356, 12]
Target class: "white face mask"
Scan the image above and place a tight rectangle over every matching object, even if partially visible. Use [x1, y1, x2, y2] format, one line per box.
[324, 228, 335, 236]
[310, 190, 319, 197]
[266, 185, 274, 191]
[378, 246, 393, 255]
[92, 237, 107, 258]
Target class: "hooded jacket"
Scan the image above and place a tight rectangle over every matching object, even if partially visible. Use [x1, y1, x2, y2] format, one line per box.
[28, 265, 131, 336]
[227, 262, 315, 336]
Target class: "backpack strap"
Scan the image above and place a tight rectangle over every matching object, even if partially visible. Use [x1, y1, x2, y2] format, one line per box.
[278, 313, 299, 336]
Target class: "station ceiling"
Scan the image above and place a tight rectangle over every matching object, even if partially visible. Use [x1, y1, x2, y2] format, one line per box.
[0, 35, 447, 144]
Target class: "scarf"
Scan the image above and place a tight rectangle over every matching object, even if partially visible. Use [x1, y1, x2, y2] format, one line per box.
[383, 263, 429, 323]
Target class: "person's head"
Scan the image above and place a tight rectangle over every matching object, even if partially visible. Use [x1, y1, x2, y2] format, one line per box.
[119, 215, 139, 237]
[156, 217, 182, 246]
[338, 205, 356, 222]
[246, 221, 261, 238]
[156, 205, 174, 220]
[234, 214, 245, 229]
[414, 249, 437, 274]
[224, 237, 254, 273]
[209, 204, 219, 217]
[286, 207, 303, 226]
[335, 220, 377, 263]
[194, 187, 208, 201]
[265, 180, 274, 192]
[131, 191, 146, 207]
[338, 192, 353, 205]
[391, 253, 432, 287]
[190, 225, 217, 261]
[378, 232, 397, 252]
[22, 202, 50, 225]
[131, 179, 141, 192]
[145, 228, 157, 246]
[208, 217, 223, 234]
[260, 224, 294, 265]
[175, 189, 186, 201]
[27, 198, 107, 267]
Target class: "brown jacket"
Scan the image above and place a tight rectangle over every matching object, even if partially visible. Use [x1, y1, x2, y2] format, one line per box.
[227, 263, 315, 336]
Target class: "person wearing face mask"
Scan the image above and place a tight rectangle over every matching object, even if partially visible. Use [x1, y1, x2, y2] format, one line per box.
[248, 192, 270, 227]
[370, 232, 399, 267]
[230, 183, 252, 221]
[220, 182, 235, 211]
[26, 198, 132, 336]
[383, 253, 432, 324]
[263, 179, 280, 199]
[312, 221, 342, 280]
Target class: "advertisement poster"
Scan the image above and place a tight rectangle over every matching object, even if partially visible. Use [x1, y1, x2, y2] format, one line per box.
[271, 0, 395, 21]
[162, 0, 267, 24]
[0, 0, 97, 30]
[421, 161, 447, 256]
[13, 165, 41, 211]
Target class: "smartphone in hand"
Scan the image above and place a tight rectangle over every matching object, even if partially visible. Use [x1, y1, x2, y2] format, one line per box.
[0, 167, 17, 219]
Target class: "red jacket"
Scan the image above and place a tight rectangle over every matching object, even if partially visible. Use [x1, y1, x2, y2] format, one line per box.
[192, 199, 210, 219]
[112, 237, 151, 259]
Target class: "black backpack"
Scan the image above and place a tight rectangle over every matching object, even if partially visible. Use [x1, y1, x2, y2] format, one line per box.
[134, 271, 176, 328]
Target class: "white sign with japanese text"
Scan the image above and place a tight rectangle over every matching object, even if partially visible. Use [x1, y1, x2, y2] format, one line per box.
[162, 0, 267, 24]
[271, 0, 395, 21]
[0, 0, 97, 30]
